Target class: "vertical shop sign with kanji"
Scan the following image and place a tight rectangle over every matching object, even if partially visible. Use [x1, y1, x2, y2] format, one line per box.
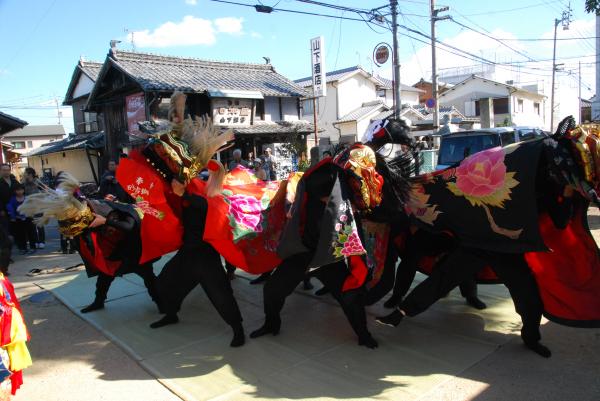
[310, 36, 326, 97]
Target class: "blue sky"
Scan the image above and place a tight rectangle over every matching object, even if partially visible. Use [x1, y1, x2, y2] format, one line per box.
[0, 0, 595, 133]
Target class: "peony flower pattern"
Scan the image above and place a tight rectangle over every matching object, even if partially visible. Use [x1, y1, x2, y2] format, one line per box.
[447, 146, 518, 208]
[445, 146, 523, 239]
[332, 203, 366, 258]
[224, 193, 266, 242]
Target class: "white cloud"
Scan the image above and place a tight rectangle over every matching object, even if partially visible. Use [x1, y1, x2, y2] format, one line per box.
[214, 17, 244, 35]
[185, 0, 197, 4]
[132, 16, 245, 48]
[250, 31, 262, 39]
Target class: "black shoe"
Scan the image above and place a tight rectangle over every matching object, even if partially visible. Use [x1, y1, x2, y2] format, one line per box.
[303, 279, 314, 291]
[466, 296, 487, 310]
[150, 314, 179, 329]
[383, 295, 400, 309]
[250, 272, 271, 285]
[230, 325, 245, 347]
[358, 334, 378, 349]
[524, 340, 552, 358]
[81, 300, 104, 314]
[315, 287, 329, 296]
[375, 309, 404, 327]
[250, 319, 281, 338]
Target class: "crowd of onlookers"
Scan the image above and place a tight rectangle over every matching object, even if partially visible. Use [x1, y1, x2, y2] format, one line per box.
[0, 164, 46, 257]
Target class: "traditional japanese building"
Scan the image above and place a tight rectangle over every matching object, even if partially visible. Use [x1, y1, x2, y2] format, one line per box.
[86, 45, 314, 177]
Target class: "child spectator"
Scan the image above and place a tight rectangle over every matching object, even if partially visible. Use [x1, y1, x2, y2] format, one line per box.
[7, 184, 36, 255]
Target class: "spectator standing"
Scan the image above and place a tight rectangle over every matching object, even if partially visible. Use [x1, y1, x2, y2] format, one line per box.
[7, 184, 36, 255]
[262, 147, 276, 180]
[0, 164, 18, 230]
[246, 152, 255, 169]
[228, 149, 248, 171]
[98, 160, 128, 201]
[22, 167, 45, 249]
[254, 159, 267, 181]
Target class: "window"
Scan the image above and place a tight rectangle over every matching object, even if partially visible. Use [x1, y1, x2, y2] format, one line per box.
[534, 102, 540, 115]
[493, 98, 509, 114]
[501, 131, 516, 145]
[26, 141, 33, 148]
[377, 89, 386, 98]
[12, 141, 25, 149]
[517, 99, 524, 113]
[255, 99, 265, 120]
[302, 99, 314, 115]
[84, 112, 99, 133]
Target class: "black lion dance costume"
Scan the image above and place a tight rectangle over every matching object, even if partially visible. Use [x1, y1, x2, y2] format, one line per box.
[376, 116, 600, 358]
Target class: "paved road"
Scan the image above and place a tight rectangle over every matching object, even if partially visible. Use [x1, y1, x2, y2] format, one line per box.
[9, 215, 600, 401]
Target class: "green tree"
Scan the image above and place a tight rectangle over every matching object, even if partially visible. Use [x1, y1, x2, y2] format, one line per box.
[585, 0, 600, 15]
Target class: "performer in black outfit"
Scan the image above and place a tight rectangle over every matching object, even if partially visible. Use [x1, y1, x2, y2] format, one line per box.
[150, 179, 245, 348]
[250, 171, 376, 348]
[78, 201, 159, 314]
[382, 228, 486, 310]
[377, 180, 575, 358]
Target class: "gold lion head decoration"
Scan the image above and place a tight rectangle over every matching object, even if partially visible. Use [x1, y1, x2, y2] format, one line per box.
[18, 172, 95, 238]
[142, 91, 234, 186]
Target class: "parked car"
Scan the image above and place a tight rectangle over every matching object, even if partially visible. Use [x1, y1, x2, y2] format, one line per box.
[436, 126, 546, 170]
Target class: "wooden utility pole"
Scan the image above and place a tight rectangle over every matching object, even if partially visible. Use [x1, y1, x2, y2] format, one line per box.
[430, 1, 449, 130]
[390, 0, 401, 117]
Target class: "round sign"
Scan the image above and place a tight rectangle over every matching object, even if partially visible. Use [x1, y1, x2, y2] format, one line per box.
[425, 98, 436, 108]
[373, 43, 391, 66]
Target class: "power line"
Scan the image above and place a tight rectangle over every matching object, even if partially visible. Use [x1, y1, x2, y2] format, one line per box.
[449, 18, 537, 62]
[461, 0, 563, 16]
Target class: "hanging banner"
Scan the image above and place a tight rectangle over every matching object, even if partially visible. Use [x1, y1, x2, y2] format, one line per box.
[310, 36, 326, 97]
[125, 92, 146, 137]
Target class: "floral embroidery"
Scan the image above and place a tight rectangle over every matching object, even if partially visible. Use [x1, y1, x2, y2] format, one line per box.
[224, 193, 265, 242]
[332, 202, 366, 258]
[447, 146, 519, 208]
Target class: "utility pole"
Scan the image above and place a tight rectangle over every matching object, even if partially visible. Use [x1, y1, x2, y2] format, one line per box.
[550, 5, 572, 131]
[54, 97, 61, 125]
[430, 1, 449, 130]
[579, 60, 582, 123]
[390, 0, 401, 118]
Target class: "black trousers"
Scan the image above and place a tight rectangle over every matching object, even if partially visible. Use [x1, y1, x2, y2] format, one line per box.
[95, 262, 158, 303]
[263, 252, 370, 340]
[11, 219, 36, 251]
[401, 247, 543, 343]
[157, 245, 242, 327]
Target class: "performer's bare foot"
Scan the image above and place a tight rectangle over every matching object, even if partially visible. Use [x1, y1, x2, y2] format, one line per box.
[466, 296, 487, 310]
[150, 314, 179, 329]
[524, 340, 552, 358]
[375, 309, 404, 327]
[358, 334, 378, 349]
[230, 324, 245, 347]
[250, 318, 280, 338]
[81, 300, 104, 314]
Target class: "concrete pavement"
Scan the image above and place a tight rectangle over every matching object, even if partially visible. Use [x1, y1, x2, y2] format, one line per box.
[7, 212, 600, 401]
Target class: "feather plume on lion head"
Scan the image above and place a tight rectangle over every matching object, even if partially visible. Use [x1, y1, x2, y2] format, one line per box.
[18, 172, 94, 237]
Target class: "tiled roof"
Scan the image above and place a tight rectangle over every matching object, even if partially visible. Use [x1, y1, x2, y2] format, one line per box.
[375, 76, 425, 93]
[26, 132, 104, 157]
[63, 59, 103, 105]
[336, 100, 389, 123]
[0, 111, 28, 135]
[229, 121, 317, 135]
[90, 50, 307, 101]
[79, 60, 103, 81]
[294, 65, 363, 87]
[4, 124, 65, 138]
